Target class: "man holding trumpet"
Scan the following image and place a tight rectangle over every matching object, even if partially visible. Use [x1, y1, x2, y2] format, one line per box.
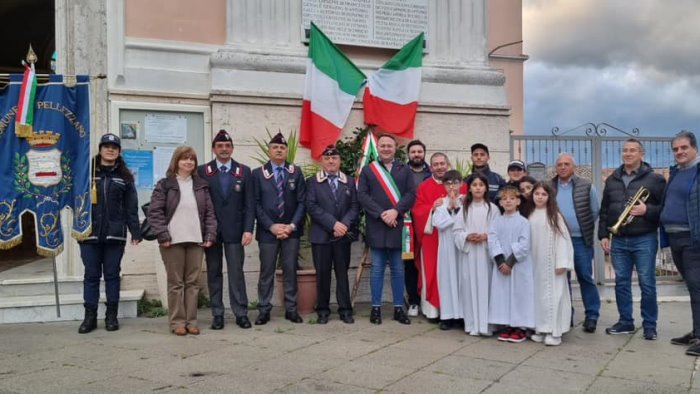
[598, 138, 666, 340]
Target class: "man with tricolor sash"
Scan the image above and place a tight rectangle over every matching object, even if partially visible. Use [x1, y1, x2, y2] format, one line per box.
[358, 133, 415, 325]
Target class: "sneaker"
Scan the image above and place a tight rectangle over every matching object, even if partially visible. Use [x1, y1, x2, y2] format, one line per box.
[643, 327, 657, 340]
[686, 343, 700, 357]
[605, 322, 635, 335]
[544, 334, 562, 346]
[671, 332, 697, 346]
[508, 328, 527, 343]
[530, 333, 545, 343]
[498, 328, 513, 342]
[407, 304, 419, 317]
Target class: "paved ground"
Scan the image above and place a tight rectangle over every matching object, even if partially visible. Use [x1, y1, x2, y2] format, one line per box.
[0, 301, 699, 393]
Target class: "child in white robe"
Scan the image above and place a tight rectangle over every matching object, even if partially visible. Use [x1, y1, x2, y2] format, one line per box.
[453, 172, 499, 336]
[431, 170, 465, 330]
[488, 186, 535, 343]
[526, 182, 574, 346]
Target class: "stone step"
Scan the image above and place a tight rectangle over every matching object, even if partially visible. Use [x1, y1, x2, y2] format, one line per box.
[0, 276, 86, 297]
[0, 289, 144, 324]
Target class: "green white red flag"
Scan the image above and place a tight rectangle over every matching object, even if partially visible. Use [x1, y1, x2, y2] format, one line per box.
[300, 23, 367, 159]
[15, 61, 37, 137]
[363, 32, 423, 139]
[354, 130, 378, 184]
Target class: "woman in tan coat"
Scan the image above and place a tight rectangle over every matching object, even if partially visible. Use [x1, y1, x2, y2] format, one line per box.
[148, 146, 217, 335]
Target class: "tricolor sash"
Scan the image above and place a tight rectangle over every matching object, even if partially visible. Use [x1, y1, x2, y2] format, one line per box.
[368, 161, 414, 259]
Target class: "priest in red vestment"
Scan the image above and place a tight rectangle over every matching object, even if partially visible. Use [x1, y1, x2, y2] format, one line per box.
[412, 153, 467, 318]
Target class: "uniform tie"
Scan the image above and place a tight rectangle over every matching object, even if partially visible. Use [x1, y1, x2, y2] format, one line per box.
[276, 167, 285, 218]
[328, 174, 338, 198]
[219, 165, 231, 196]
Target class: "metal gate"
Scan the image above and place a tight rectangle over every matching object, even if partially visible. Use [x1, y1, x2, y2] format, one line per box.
[510, 123, 676, 282]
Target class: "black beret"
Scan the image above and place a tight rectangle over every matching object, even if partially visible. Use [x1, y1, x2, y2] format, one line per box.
[322, 144, 340, 157]
[269, 132, 287, 146]
[213, 129, 232, 145]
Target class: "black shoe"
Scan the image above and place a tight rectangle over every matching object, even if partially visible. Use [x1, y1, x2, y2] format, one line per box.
[285, 311, 303, 323]
[78, 304, 98, 334]
[105, 303, 119, 332]
[605, 322, 635, 335]
[255, 313, 270, 325]
[317, 314, 329, 324]
[370, 306, 382, 325]
[643, 327, 658, 340]
[235, 316, 252, 329]
[393, 307, 411, 325]
[687, 343, 700, 357]
[211, 315, 224, 330]
[340, 315, 354, 324]
[582, 319, 597, 333]
[439, 320, 452, 330]
[671, 332, 697, 346]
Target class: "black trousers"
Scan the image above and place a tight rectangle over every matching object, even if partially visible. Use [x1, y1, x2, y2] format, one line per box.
[312, 241, 352, 317]
[205, 242, 248, 318]
[669, 232, 700, 338]
[404, 259, 420, 305]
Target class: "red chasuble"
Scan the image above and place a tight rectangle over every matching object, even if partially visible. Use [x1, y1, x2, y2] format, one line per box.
[411, 177, 467, 310]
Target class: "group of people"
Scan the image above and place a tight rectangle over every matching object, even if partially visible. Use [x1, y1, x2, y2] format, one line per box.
[76, 128, 700, 356]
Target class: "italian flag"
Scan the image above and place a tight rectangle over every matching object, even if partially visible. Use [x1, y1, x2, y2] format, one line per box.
[300, 23, 366, 159]
[363, 32, 424, 139]
[354, 130, 378, 185]
[15, 61, 37, 137]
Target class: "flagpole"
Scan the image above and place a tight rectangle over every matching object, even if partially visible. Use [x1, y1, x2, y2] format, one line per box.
[51, 255, 61, 318]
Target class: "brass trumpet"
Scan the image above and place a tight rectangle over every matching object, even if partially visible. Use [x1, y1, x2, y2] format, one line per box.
[608, 186, 650, 236]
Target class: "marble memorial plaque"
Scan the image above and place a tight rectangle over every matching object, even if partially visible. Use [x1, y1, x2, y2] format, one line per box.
[302, 0, 427, 49]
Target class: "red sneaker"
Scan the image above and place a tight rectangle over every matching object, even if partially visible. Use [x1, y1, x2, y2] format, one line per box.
[508, 328, 527, 343]
[497, 327, 513, 342]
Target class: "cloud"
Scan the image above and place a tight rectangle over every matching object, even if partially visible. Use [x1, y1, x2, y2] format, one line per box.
[523, 0, 700, 136]
[525, 61, 700, 135]
[523, 0, 700, 77]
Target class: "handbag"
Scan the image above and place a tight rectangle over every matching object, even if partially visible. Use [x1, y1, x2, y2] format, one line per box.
[139, 202, 157, 241]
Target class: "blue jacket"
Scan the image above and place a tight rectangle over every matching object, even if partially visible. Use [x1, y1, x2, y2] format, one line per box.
[81, 160, 140, 244]
[305, 171, 360, 244]
[253, 161, 306, 243]
[468, 164, 506, 201]
[661, 162, 700, 247]
[197, 159, 255, 244]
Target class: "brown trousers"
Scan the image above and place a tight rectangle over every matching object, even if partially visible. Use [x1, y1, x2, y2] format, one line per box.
[160, 242, 203, 329]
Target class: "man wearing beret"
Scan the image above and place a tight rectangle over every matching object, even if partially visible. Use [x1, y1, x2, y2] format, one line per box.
[197, 130, 255, 330]
[252, 132, 306, 324]
[306, 145, 360, 324]
[358, 133, 415, 325]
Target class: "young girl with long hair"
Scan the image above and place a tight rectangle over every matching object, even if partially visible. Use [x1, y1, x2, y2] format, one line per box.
[453, 172, 499, 336]
[527, 182, 574, 346]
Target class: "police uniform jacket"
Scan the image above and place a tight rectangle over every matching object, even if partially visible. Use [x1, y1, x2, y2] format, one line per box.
[358, 160, 416, 249]
[306, 171, 360, 244]
[253, 161, 306, 242]
[197, 159, 255, 244]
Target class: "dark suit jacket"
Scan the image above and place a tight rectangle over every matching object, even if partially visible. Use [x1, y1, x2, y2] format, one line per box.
[253, 161, 306, 242]
[197, 159, 255, 244]
[306, 171, 360, 244]
[358, 160, 416, 249]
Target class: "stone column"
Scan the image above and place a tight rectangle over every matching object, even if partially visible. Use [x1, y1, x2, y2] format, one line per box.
[227, 0, 303, 51]
[428, 0, 487, 65]
[55, 0, 109, 277]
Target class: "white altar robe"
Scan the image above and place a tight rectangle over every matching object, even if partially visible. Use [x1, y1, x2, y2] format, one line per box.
[453, 200, 499, 335]
[487, 212, 535, 329]
[529, 208, 574, 337]
[432, 199, 461, 320]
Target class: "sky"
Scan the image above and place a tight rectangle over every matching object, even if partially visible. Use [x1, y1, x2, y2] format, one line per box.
[523, 0, 700, 137]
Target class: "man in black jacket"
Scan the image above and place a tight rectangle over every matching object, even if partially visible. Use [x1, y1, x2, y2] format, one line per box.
[469, 143, 506, 201]
[252, 132, 306, 324]
[306, 145, 360, 324]
[358, 133, 416, 325]
[197, 130, 255, 330]
[598, 138, 666, 340]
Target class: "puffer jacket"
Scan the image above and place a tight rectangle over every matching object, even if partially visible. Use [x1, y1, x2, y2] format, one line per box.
[81, 162, 140, 244]
[147, 175, 217, 244]
[598, 162, 666, 239]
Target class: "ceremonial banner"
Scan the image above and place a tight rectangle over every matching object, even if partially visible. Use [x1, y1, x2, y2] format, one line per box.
[0, 74, 91, 256]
